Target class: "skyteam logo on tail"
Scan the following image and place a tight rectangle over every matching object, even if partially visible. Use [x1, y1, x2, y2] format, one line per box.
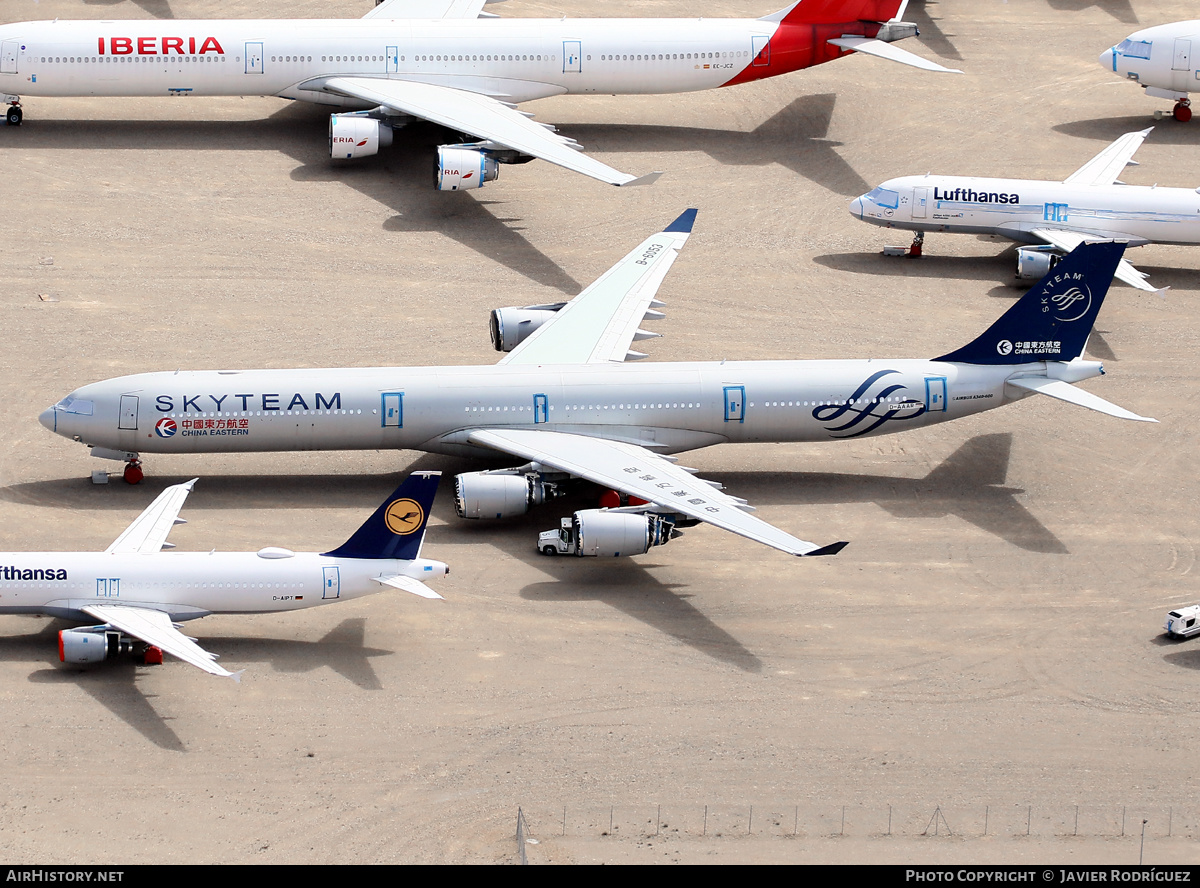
[384, 498, 425, 536]
[1050, 282, 1092, 322]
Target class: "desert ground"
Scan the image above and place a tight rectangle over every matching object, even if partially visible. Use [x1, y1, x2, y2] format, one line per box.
[1, 0, 1198, 864]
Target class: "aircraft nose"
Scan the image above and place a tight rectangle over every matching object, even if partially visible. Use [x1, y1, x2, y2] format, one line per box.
[850, 196, 864, 219]
[38, 406, 57, 432]
[1100, 46, 1116, 72]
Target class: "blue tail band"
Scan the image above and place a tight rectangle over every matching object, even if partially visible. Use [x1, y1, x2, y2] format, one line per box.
[322, 472, 441, 561]
[934, 242, 1125, 365]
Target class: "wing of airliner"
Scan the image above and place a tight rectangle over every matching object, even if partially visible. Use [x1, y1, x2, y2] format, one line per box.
[316, 77, 660, 188]
[463, 208, 845, 557]
[468, 428, 846, 556]
[81, 604, 241, 680]
[1029, 227, 1165, 295]
[500, 208, 695, 365]
[104, 478, 197, 555]
[1062, 128, 1152, 186]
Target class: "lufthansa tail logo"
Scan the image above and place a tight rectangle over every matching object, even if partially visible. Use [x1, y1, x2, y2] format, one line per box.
[384, 498, 425, 535]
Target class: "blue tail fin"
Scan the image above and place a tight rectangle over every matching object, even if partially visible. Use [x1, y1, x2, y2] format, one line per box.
[935, 242, 1125, 365]
[322, 472, 441, 561]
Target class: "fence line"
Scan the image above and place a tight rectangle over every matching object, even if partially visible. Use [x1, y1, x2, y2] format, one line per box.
[518, 803, 1200, 841]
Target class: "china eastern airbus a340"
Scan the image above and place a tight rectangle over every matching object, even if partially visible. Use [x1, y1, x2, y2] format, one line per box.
[0, 0, 956, 190]
[1, 473, 446, 679]
[852, 128, 1199, 294]
[40, 211, 1153, 561]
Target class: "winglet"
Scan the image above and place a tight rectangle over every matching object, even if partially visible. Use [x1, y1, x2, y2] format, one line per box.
[617, 171, 663, 187]
[230, 669, 245, 684]
[664, 208, 698, 234]
[804, 541, 850, 557]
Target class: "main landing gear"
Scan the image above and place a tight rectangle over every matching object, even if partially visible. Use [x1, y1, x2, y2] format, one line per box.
[4, 97, 22, 127]
[1174, 98, 1192, 122]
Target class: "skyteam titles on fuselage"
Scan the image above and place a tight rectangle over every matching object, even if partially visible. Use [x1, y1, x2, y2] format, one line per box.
[155, 392, 342, 412]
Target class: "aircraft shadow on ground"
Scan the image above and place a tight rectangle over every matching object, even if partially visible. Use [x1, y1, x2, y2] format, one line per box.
[1054, 117, 1200, 146]
[815, 245, 1190, 297]
[10, 110, 582, 294]
[1161, 646, 1200, 670]
[82, 0, 175, 20]
[907, 0, 962, 62]
[1046, 0, 1137, 25]
[562, 93, 870, 197]
[699, 433, 1067, 554]
[12, 619, 188, 750]
[7, 616, 390, 750]
[814, 247, 1018, 284]
[3, 435, 1063, 674]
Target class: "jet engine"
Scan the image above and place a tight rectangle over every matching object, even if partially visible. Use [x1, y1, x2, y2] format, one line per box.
[573, 510, 678, 557]
[489, 304, 567, 352]
[329, 113, 394, 160]
[435, 146, 501, 191]
[454, 471, 554, 519]
[1016, 247, 1063, 281]
[59, 627, 134, 665]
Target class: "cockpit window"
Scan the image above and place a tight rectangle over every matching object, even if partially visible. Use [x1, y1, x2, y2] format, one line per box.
[55, 396, 93, 415]
[1116, 39, 1152, 59]
[865, 187, 899, 209]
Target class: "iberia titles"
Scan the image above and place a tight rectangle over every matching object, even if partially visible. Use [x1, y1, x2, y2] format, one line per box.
[97, 37, 225, 56]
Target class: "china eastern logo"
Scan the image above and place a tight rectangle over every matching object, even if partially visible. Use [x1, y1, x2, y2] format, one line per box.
[154, 418, 177, 438]
[384, 498, 425, 535]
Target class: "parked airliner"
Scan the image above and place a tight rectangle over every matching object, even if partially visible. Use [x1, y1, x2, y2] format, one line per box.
[851, 128, 1198, 293]
[1, 473, 446, 679]
[0, 0, 957, 189]
[39, 211, 1154, 560]
[1102, 21, 1200, 121]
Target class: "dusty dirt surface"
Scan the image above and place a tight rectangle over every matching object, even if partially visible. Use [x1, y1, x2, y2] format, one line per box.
[1, 0, 1198, 865]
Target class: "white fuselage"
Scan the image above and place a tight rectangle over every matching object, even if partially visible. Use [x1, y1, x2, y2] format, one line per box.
[41, 358, 1064, 463]
[0, 17, 795, 106]
[851, 175, 1200, 246]
[1102, 21, 1200, 101]
[0, 550, 446, 623]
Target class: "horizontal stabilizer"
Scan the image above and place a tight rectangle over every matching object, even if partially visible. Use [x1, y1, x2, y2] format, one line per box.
[828, 37, 962, 73]
[373, 574, 445, 599]
[1007, 377, 1157, 423]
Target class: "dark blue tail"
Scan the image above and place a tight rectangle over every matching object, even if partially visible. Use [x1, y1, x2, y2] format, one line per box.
[935, 242, 1125, 365]
[323, 472, 441, 561]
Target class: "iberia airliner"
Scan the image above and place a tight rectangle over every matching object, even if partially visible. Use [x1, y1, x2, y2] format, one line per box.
[0, 0, 956, 189]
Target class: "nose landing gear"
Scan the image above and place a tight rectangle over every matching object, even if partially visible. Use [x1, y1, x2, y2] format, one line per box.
[1174, 98, 1192, 122]
[122, 458, 144, 485]
[4, 97, 22, 126]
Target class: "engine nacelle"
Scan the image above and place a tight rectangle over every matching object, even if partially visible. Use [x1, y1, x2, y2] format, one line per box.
[573, 510, 677, 557]
[59, 627, 133, 665]
[1016, 247, 1063, 281]
[489, 304, 566, 352]
[329, 114, 393, 160]
[454, 471, 550, 519]
[435, 146, 500, 191]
